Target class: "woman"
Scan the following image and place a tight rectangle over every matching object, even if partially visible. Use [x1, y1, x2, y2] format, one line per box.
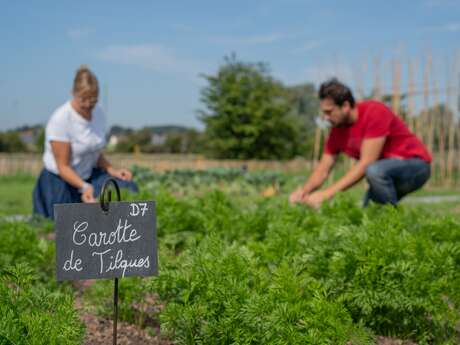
[33, 65, 138, 219]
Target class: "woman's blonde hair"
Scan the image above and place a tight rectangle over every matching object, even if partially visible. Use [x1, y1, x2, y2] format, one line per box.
[72, 65, 99, 94]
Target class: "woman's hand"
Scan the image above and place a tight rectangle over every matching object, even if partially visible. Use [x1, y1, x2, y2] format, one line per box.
[97, 154, 133, 181]
[107, 167, 133, 181]
[81, 184, 96, 203]
[51, 140, 97, 202]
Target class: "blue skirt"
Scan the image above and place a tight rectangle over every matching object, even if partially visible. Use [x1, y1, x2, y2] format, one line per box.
[32, 168, 139, 219]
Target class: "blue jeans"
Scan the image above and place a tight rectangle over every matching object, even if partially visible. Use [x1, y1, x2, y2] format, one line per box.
[33, 168, 138, 219]
[363, 158, 431, 206]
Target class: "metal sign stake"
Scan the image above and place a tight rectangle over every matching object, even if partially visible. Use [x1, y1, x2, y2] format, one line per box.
[100, 179, 121, 345]
[55, 178, 157, 345]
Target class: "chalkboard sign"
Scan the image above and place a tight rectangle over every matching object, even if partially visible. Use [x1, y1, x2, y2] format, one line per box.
[55, 201, 157, 281]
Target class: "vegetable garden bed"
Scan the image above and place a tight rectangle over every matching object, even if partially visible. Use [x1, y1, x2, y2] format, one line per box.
[1, 169, 460, 344]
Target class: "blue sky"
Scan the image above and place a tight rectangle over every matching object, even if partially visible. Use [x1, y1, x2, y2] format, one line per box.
[1, 0, 459, 130]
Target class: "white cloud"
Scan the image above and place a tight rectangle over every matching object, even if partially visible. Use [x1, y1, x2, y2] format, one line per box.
[303, 63, 353, 86]
[424, 0, 459, 7]
[67, 27, 93, 40]
[425, 22, 460, 32]
[170, 23, 194, 33]
[438, 22, 460, 32]
[210, 33, 284, 46]
[292, 40, 320, 54]
[96, 44, 202, 79]
[277, 61, 353, 86]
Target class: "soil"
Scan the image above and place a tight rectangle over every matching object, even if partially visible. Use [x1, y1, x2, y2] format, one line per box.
[79, 311, 171, 345]
[73, 280, 172, 345]
[376, 336, 417, 345]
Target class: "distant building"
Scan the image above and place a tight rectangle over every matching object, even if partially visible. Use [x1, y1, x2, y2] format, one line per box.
[108, 134, 120, 147]
[107, 133, 129, 150]
[18, 130, 37, 145]
[151, 133, 167, 145]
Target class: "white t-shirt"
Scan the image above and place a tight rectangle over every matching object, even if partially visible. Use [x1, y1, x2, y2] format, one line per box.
[43, 101, 106, 180]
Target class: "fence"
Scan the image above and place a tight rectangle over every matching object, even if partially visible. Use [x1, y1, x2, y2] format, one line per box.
[1, 151, 459, 188]
[0, 153, 315, 176]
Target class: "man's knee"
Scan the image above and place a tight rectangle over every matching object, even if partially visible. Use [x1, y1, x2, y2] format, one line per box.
[365, 163, 386, 183]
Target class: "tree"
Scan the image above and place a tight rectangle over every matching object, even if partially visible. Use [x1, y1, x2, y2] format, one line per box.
[199, 55, 303, 159]
[284, 83, 319, 154]
[35, 127, 45, 153]
[0, 132, 27, 152]
[163, 129, 205, 154]
[115, 128, 152, 153]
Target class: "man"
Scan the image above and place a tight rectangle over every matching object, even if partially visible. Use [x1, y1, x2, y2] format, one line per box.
[290, 78, 431, 208]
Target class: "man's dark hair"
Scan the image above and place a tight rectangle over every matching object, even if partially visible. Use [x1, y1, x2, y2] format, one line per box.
[318, 78, 355, 107]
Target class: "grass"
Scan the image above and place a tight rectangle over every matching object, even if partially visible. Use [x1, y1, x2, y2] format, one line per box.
[0, 174, 35, 216]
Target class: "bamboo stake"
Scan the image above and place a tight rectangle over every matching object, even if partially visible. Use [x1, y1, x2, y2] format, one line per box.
[419, 56, 428, 143]
[407, 60, 416, 133]
[354, 61, 367, 101]
[454, 52, 460, 186]
[313, 127, 322, 167]
[426, 54, 434, 159]
[392, 58, 401, 117]
[432, 64, 445, 184]
[355, 62, 367, 171]
[373, 56, 382, 100]
[418, 53, 433, 186]
[446, 56, 456, 186]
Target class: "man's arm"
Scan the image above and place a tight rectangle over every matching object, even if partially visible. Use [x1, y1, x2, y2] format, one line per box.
[302, 137, 386, 208]
[289, 153, 337, 203]
[324, 137, 386, 196]
[303, 153, 337, 194]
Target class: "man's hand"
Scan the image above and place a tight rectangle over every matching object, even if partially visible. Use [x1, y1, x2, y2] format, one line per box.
[302, 190, 333, 209]
[107, 167, 133, 181]
[289, 187, 307, 204]
[289, 153, 337, 205]
[81, 184, 96, 203]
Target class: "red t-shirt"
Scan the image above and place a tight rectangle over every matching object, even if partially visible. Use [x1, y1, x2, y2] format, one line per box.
[325, 100, 432, 163]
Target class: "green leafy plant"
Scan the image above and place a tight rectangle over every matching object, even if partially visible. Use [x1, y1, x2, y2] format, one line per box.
[0, 264, 84, 345]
